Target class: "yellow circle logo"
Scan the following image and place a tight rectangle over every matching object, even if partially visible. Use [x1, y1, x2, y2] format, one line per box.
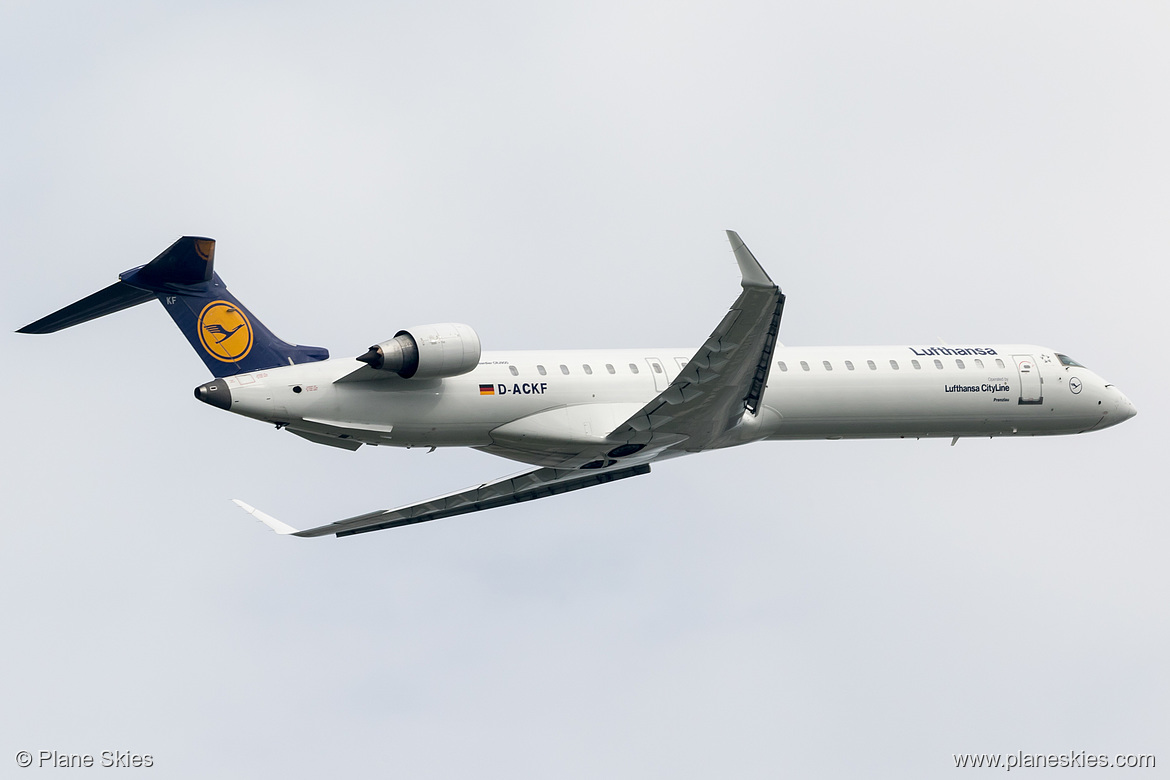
[198, 301, 254, 362]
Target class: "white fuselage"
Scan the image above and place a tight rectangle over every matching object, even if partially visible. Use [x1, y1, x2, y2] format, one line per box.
[216, 343, 1135, 467]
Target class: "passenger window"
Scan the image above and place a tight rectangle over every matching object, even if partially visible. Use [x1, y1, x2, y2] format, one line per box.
[889, 360, 899, 370]
[800, 361, 810, 371]
[845, 360, 854, 371]
[778, 361, 788, 372]
[933, 359, 943, 369]
[606, 364, 615, 374]
[629, 363, 639, 374]
[823, 360, 833, 371]
[911, 360, 921, 370]
[509, 366, 519, 376]
[955, 359, 965, 369]
[974, 358, 984, 369]
[583, 364, 593, 375]
[995, 358, 1005, 368]
[867, 360, 877, 370]
[537, 365, 547, 376]
[652, 362, 663, 373]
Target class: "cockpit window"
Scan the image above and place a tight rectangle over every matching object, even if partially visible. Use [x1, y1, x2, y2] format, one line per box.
[1056, 353, 1085, 368]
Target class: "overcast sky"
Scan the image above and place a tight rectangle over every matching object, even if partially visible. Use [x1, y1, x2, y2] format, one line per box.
[1, 2, 1166, 777]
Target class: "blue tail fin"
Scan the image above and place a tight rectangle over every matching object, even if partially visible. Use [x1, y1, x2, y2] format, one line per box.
[19, 236, 329, 376]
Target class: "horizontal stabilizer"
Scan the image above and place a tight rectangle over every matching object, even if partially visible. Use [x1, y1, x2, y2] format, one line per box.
[17, 281, 155, 334]
[119, 236, 215, 292]
[18, 236, 216, 335]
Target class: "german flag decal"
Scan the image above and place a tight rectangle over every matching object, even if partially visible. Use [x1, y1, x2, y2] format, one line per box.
[479, 384, 495, 395]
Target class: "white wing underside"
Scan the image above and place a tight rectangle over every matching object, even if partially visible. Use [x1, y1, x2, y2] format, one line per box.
[236, 231, 784, 538]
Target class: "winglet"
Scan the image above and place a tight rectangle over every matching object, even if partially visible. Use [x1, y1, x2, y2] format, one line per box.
[231, 499, 299, 535]
[726, 230, 776, 289]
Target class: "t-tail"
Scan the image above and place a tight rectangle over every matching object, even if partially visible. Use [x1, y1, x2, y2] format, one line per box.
[17, 236, 329, 376]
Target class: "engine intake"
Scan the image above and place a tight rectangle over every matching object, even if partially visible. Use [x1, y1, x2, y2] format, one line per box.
[357, 322, 481, 379]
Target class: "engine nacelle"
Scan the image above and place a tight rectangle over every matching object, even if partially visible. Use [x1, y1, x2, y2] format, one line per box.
[357, 322, 482, 379]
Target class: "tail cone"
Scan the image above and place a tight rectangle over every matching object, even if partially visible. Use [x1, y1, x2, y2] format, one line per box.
[194, 380, 232, 410]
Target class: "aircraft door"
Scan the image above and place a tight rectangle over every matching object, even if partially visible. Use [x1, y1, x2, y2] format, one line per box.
[1014, 354, 1043, 405]
[645, 358, 669, 391]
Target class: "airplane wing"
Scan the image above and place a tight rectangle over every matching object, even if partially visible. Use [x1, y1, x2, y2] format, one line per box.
[233, 463, 650, 538]
[607, 230, 785, 452]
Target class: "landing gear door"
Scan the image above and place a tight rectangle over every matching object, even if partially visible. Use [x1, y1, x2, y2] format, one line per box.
[1014, 354, 1043, 405]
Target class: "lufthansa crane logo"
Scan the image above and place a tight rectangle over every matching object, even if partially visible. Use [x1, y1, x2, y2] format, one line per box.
[198, 300, 253, 362]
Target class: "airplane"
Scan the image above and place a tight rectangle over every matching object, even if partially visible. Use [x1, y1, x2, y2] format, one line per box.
[18, 232, 1136, 538]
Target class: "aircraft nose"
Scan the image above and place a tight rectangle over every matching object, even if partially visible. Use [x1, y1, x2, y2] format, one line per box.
[1110, 386, 1136, 423]
[1118, 392, 1137, 422]
[194, 379, 232, 410]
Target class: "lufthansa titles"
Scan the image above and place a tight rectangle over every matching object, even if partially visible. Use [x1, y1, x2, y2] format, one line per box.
[910, 346, 999, 356]
[945, 383, 1012, 393]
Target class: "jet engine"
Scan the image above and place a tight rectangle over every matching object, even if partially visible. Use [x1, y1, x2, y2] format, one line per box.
[357, 322, 481, 379]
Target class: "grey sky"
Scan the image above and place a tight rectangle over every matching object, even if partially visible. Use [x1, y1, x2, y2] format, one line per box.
[2, 2, 1165, 777]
